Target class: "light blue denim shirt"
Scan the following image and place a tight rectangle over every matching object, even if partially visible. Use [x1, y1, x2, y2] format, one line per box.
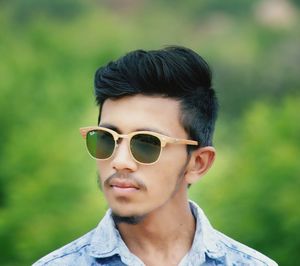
[33, 201, 277, 266]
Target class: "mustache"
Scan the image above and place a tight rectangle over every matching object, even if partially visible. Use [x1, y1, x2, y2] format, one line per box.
[102, 172, 147, 190]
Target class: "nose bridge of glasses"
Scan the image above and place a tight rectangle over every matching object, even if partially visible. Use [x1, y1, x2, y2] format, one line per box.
[113, 132, 131, 142]
[111, 133, 137, 165]
[112, 133, 133, 151]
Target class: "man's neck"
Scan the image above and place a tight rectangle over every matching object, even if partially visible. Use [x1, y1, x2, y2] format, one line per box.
[116, 198, 196, 265]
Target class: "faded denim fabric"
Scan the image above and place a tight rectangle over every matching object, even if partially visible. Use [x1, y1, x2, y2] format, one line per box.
[33, 201, 278, 266]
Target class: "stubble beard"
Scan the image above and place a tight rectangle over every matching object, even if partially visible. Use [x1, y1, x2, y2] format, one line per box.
[111, 212, 146, 225]
[97, 156, 190, 225]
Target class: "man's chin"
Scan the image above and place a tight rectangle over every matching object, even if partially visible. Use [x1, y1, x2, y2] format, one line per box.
[111, 212, 146, 225]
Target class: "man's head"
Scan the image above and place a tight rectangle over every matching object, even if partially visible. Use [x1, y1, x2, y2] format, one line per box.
[90, 46, 218, 223]
[94, 46, 218, 150]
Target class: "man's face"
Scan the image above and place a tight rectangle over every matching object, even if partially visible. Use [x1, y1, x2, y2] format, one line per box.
[97, 94, 191, 219]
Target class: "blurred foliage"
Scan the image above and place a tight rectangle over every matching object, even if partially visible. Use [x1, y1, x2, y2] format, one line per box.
[0, 0, 299, 265]
[1, 0, 86, 23]
[190, 97, 300, 264]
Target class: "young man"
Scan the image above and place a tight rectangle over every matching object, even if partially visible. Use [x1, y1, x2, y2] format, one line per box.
[34, 46, 277, 265]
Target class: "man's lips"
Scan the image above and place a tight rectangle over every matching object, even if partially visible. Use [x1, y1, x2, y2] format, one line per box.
[109, 179, 140, 190]
[104, 174, 147, 194]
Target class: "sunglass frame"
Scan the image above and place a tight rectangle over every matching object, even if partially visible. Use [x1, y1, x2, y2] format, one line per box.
[80, 126, 198, 165]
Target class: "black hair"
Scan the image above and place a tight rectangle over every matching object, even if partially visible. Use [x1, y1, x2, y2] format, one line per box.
[94, 46, 218, 150]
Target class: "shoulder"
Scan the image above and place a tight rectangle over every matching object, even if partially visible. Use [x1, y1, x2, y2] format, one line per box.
[215, 231, 278, 266]
[189, 201, 277, 266]
[32, 229, 95, 266]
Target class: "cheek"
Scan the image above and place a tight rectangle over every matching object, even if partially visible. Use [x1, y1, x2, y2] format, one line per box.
[159, 146, 188, 173]
[143, 151, 187, 192]
[96, 161, 110, 184]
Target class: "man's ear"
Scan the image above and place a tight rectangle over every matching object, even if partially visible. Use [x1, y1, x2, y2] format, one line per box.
[184, 146, 216, 185]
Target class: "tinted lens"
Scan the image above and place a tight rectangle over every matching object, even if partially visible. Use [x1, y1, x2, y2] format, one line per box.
[131, 134, 161, 163]
[86, 130, 115, 159]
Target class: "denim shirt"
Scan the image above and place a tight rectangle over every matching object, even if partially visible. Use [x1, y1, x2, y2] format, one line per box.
[33, 201, 277, 266]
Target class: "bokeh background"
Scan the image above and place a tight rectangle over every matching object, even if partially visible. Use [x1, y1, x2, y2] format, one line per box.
[1, 0, 299, 265]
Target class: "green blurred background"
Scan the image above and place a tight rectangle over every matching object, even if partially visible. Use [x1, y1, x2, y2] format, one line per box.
[0, 0, 299, 265]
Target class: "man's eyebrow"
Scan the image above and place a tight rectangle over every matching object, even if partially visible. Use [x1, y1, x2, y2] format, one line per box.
[135, 127, 170, 136]
[99, 123, 170, 136]
[99, 123, 120, 133]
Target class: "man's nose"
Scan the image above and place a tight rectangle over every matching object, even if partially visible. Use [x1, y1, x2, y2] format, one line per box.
[111, 140, 138, 172]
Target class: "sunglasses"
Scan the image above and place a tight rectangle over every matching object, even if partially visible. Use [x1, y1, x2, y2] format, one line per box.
[80, 126, 198, 165]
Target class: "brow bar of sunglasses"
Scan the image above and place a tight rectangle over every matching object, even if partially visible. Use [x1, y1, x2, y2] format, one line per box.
[79, 127, 198, 146]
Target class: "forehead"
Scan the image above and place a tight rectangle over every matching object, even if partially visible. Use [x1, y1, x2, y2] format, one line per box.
[100, 94, 186, 137]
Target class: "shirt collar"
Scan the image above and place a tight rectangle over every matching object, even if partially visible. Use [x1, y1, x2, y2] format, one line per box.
[87, 208, 121, 257]
[87, 201, 225, 262]
[188, 200, 225, 261]
[87, 209, 143, 265]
